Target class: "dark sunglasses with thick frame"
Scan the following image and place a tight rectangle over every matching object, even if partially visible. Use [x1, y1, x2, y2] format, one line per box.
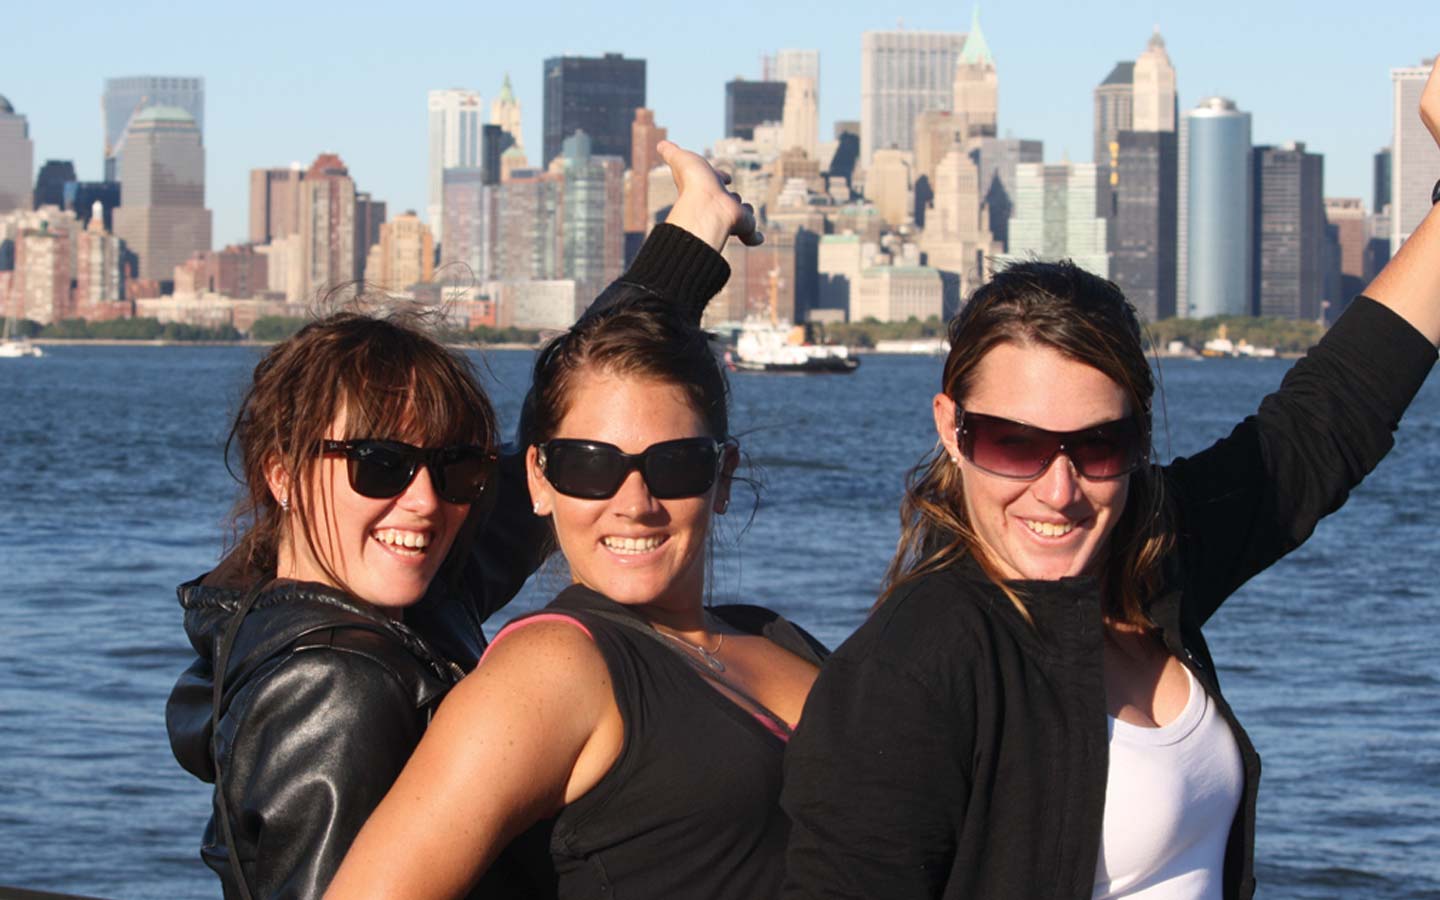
[956, 409, 1148, 481]
[320, 439, 499, 505]
[537, 436, 728, 500]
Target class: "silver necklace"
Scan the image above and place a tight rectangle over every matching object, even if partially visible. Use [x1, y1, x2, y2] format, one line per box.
[657, 626, 726, 673]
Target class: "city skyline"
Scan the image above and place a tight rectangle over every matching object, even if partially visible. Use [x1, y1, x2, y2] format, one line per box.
[6, 0, 1437, 248]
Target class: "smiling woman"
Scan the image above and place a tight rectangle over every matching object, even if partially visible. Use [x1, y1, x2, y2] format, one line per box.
[324, 296, 827, 900]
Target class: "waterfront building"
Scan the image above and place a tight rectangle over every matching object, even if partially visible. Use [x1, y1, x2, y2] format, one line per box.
[725, 80, 787, 141]
[853, 265, 945, 322]
[354, 193, 386, 282]
[1373, 146, 1392, 214]
[951, 8, 997, 141]
[764, 49, 820, 87]
[297, 153, 355, 302]
[493, 279, 579, 330]
[1132, 29, 1177, 133]
[542, 53, 645, 168]
[111, 107, 211, 282]
[1180, 97, 1253, 318]
[75, 205, 126, 313]
[0, 95, 34, 213]
[64, 181, 120, 232]
[366, 212, 434, 292]
[1391, 60, 1440, 251]
[1325, 197, 1368, 301]
[34, 161, 75, 210]
[249, 165, 305, 245]
[496, 168, 560, 282]
[102, 76, 203, 181]
[781, 78, 819, 160]
[706, 226, 804, 327]
[11, 211, 74, 324]
[626, 109, 667, 234]
[491, 74, 524, 153]
[817, 232, 867, 318]
[1252, 143, 1326, 321]
[174, 245, 268, 299]
[256, 234, 305, 302]
[1004, 161, 1109, 278]
[428, 88, 483, 243]
[441, 167, 493, 284]
[557, 132, 625, 311]
[866, 149, 915, 229]
[967, 136, 1043, 251]
[1112, 130, 1179, 321]
[861, 30, 968, 167]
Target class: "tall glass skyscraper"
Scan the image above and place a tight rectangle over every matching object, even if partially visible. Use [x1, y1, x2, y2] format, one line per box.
[427, 88, 483, 244]
[0, 94, 34, 212]
[102, 76, 203, 180]
[860, 30, 967, 168]
[1181, 97, 1252, 318]
[542, 54, 646, 169]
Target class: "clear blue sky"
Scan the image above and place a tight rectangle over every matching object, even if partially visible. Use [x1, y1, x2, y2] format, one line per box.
[5, 0, 1437, 246]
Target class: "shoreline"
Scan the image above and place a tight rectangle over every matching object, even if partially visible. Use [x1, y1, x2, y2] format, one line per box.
[27, 338, 543, 351]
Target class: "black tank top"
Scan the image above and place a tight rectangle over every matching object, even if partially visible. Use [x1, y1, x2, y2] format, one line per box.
[502, 585, 826, 900]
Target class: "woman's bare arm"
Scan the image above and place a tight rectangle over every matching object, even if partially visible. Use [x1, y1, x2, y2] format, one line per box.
[1366, 56, 1440, 346]
[324, 621, 621, 899]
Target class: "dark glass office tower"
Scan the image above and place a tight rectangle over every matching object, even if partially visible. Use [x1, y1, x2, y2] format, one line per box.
[725, 79, 787, 140]
[542, 53, 645, 168]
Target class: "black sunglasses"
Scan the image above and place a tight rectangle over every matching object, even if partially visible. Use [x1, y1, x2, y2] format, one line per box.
[957, 409, 1147, 481]
[321, 439, 499, 505]
[537, 437, 726, 500]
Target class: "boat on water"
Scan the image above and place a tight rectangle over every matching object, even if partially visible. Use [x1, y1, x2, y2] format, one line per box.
[726, 320, 859, 374]
[1, 306, 43, 358]
[1200, 324, 1275, 359]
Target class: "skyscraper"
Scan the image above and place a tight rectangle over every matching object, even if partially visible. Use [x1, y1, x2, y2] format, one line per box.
[63, 181, 120, 232]
[542, 54, 646, 168]
[725, 80, 787, 140]
[861, 30, 968, 167]
[781, 78, 819, 159]
[1093, 63, 1135, 169]
[428, 89, 484, 243]
[33, 160, 76, 209]
[491, 74, 524, 153]
[1390, 60, 1440, 251]
[441, 167, 493, 284]
[111, 106, 212, 281]
[1252, 143, 1326, 321]
[365, 211, 434, 291]
[1004, 162, 1109, 278]
[495, 168, 560, 281]
[967, 136, 1044, 251]
[102, 76, 203, 181]
[1132, 29, 1177, 133]
[249, 165, 305, 245]
[297, 153, 356, 301]
[0, 95, 34, 212]
[557, 131, 624, 310]
[1108, 30, 1178, 321]
[626, 109, 667, 233]
[1181, 97, 1252, 318]
[75, 206, 126, 312]
[765, 49, 820, 87]
[952, 7, 997, 141]
[1373, 146, 1392, 213]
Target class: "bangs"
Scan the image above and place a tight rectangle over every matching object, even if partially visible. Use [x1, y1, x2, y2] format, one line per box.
[334, 323, 496, 450]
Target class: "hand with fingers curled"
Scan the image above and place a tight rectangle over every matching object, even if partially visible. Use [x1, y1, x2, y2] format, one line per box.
[658, 139, 763, 252]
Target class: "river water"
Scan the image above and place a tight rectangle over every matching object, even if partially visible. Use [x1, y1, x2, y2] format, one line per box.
[1, 345, 1437, 898]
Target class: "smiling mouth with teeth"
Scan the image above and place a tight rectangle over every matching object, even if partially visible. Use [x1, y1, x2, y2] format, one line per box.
[1023, 520, 1075, 538]
[602, 535, 666, 555]
[373, 528, 431, 554]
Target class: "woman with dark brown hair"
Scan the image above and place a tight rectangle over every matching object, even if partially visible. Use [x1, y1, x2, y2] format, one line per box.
[324, 297, 824, 899]
[780, 61, 1440, 900]
[165, 141, 762, 900]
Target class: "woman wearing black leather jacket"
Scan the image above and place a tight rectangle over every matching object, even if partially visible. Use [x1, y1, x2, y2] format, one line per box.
[165, 141, 759, 900]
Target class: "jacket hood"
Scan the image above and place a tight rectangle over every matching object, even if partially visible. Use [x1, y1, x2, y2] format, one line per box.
[165, 565, 460, 784]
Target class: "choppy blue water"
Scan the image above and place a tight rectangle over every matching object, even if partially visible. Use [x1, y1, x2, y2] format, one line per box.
[1, 346, 1437, 898]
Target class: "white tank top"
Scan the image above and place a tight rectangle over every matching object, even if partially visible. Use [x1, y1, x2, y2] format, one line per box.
[1092, 665, 1244, 899]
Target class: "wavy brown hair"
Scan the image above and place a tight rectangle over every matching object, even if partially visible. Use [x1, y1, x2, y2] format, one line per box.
[880, 260, 1172, 628]
[225, 309, 499, 598]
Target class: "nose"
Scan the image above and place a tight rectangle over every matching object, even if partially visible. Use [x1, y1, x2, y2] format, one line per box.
[611, 467, 661, 517]
[397, 464, 444, 513]
[1030, 452, 1084, 510]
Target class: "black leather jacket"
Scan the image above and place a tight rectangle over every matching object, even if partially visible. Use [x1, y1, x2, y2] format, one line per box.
[165, 224, 731, 899]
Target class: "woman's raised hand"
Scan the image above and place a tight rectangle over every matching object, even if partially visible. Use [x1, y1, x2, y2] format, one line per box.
[658, 140, 763, 251]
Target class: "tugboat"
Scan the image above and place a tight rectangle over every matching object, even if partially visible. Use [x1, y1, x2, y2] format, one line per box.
[726, 269, 859, 374]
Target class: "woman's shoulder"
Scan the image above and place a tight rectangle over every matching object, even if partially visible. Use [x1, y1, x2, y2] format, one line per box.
[711, 603, 829, 663]
[834, 562, 1009, 670]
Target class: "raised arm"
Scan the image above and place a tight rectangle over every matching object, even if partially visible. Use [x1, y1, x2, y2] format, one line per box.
[323, 621, 621, 899]
[1366, 58, 1440, 345]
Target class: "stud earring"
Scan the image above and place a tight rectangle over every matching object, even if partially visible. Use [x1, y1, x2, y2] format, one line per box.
[280, 495, 290, 511]
[532, 501, 544, 515]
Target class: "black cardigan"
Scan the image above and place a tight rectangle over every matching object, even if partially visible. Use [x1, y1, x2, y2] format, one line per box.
[780, 297, 1436, 900]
